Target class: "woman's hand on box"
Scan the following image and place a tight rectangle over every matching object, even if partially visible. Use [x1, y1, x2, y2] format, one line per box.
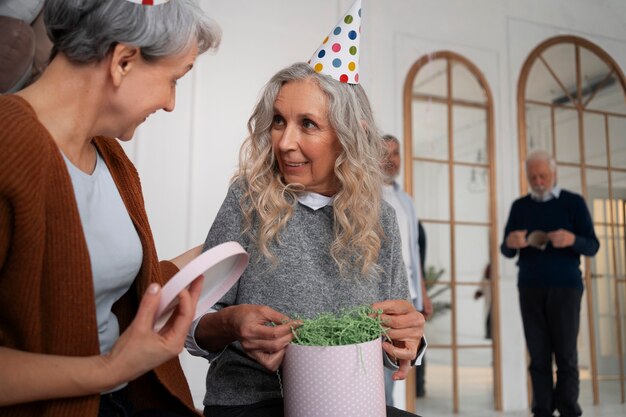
[228, 304, 295, 372]
[372, 299, 424, 380]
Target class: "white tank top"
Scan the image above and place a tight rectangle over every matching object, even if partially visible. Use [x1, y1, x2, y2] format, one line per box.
[62, 149, 143, 360]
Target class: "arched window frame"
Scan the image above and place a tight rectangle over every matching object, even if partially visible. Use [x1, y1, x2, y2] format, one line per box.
[517, 34, 626, 405]
[402, 50, 501, 413]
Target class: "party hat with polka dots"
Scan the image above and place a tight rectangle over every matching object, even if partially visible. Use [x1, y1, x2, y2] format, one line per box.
[124, 0, 170, 5]
[308, 0, 361, 84]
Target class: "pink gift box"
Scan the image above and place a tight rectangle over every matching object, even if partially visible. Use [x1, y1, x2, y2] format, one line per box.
[282, 337, 386, 417]
[154, 241, 248, 331]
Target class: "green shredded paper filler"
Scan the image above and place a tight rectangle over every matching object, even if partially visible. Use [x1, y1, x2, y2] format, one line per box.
[290, 305, 388, 346]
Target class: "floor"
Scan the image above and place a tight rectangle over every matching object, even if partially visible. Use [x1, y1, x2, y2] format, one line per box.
[183, 349, 626, 416]
[414, 401, 626, 417]
[406, 360, 626, 417]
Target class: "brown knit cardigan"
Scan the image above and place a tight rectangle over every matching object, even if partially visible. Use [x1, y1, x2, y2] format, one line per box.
[0, 95, 200, 416]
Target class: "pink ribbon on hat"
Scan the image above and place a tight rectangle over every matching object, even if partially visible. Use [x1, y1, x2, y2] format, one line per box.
[124, 0, 170, 5]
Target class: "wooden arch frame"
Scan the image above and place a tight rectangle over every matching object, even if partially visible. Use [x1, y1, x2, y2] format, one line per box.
[517, 35, 626, 192]
[402, 50, 502, 412]
[517, 34, 626, 405]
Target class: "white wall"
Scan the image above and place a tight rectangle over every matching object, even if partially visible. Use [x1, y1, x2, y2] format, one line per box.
[122, 0, 626, 411]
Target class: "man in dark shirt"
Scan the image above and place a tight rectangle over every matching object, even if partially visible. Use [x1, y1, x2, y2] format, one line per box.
[501, 150, 599, 417]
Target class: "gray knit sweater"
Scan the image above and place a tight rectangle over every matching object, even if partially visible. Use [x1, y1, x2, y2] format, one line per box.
[201, 183, 409, 407]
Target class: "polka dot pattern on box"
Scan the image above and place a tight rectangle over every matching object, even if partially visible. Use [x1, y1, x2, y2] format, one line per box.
[282, 338, 386, 417]
[308, 0, 362, 84]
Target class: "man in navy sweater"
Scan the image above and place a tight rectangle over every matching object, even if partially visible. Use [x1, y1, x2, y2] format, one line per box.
[501, 150, 599, 417]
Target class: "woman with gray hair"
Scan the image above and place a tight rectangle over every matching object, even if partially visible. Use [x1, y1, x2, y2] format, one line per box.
[0, 1, 220, 416]
[188, 62, 424, 417]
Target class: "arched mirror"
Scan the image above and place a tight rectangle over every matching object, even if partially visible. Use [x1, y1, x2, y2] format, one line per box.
[403, 51, 501, 413]
[518, 35, 626, 405]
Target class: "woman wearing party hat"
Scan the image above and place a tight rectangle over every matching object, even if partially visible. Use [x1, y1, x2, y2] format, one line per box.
[0, 1, 220, 416]
[189, 1, 424, 416]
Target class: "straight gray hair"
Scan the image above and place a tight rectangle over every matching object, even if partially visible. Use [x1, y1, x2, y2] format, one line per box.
[526, 149, 557, 172]
[44, 0, 221, 63]
[381, 134, 399, 145]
